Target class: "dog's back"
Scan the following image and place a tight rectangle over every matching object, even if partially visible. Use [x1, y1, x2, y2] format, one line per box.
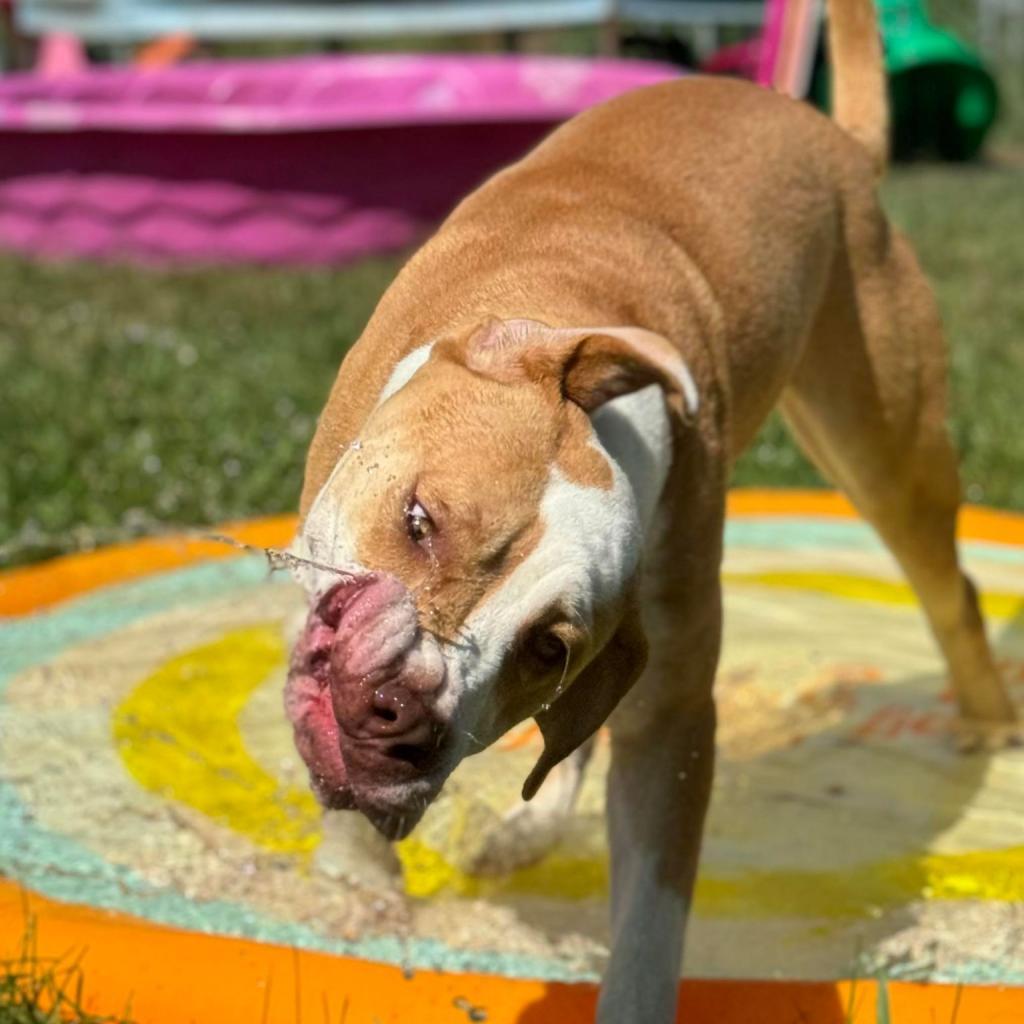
[302, 1, 890, 508]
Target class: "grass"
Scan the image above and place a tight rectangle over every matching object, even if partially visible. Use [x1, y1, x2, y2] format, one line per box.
[0, 256, 400, 565]
[3, 162, 1022, 569]
[875, 977, 891, 1024]
[0, 917, 133, 1024]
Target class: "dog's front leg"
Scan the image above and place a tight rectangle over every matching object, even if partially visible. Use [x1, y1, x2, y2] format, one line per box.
[597, 593, 720, 1024]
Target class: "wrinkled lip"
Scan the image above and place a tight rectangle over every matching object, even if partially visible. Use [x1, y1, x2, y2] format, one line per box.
[284, 582, 369, 812]
[284, 668, 356, 808]
[284, 577, 450, 838]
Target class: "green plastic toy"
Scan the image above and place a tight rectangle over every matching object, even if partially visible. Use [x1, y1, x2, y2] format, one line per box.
[815, 0, 999, 161]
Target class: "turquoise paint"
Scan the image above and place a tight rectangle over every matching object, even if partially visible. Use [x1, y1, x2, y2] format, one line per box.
[725, 516, 1024, 567]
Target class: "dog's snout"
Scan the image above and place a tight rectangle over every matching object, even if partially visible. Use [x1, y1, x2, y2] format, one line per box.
[299, 573, 448, 781]
[316, 578, 362, 629]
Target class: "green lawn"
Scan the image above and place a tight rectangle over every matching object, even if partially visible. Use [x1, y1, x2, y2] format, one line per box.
[2, 160, 1023, 568]
[1, 254, 399, 565]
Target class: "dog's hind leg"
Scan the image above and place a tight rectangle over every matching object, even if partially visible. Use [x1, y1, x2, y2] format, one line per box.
[779, 223, 1017, 747]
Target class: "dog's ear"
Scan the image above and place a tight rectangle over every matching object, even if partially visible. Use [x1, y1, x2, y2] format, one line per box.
[465, 318, 699, 419]
[522, 601, 648, 802]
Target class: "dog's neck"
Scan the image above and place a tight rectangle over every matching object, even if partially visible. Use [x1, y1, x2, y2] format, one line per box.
[592, 385, 673, 538]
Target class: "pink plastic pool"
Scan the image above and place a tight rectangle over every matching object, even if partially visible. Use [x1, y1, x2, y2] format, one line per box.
[0, 54, 678, 266]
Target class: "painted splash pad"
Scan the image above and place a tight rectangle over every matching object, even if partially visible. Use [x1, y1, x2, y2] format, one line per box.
[2, 489, 1024, 1022]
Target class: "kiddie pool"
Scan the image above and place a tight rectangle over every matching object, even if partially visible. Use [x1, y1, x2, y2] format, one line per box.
[0, 54, 678, 266]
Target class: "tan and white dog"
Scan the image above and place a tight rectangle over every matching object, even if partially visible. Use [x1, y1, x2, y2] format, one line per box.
[284, 1, 1017, 1018]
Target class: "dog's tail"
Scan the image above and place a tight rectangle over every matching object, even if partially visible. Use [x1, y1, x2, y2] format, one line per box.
[826, 0, 889, 175]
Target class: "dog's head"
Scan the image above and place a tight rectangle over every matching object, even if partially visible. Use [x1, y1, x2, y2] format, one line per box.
[284, 318, 696, 838]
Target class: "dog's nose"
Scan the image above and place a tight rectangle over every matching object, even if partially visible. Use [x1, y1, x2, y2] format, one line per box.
[365, 681, 427, 738]
[359, 681, 443, 768]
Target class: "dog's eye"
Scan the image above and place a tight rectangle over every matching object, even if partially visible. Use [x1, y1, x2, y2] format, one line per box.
[529, 629, 565, 669]
[405, 499, 434, 544]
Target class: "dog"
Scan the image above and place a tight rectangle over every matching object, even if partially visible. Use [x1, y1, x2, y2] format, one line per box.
[283, 1, 1018, 1018]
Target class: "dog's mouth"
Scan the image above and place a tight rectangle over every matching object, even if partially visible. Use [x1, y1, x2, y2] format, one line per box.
[284, 613, 357, 810]
[283, 575, 452, 836]
[341, 774, 445, 840]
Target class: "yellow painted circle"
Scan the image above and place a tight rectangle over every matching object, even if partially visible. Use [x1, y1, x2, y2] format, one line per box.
[85, 561, 1024, 917]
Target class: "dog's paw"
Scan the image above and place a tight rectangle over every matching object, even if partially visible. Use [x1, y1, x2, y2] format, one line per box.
[464, 799, 568, 877]
[464, 740, 593, 876]
[951, 716, 1024, 754]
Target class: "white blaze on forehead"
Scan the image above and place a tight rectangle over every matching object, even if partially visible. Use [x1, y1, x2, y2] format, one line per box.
[291, 456, 364, 597]
[377, 343, 434, 404]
